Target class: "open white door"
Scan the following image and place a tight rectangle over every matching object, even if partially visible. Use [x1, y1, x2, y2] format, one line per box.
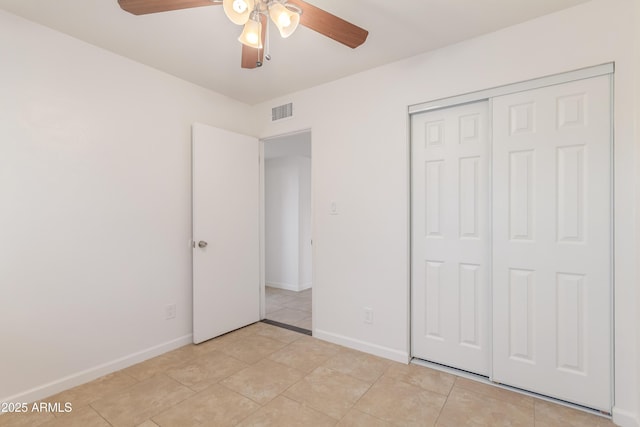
[192, 123, 260, 344]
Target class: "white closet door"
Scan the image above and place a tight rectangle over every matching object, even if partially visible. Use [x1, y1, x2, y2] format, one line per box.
[492, 76, 611, 410]
[411, 101, 490, 376]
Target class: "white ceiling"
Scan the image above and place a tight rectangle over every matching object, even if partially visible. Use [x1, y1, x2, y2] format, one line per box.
[0, 0, 590, 105]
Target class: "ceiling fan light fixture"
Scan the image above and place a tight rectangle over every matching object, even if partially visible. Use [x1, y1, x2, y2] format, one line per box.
[238, 12, 263, 48]
[223, 0, 255, 25]
[268, 2, 300, 38]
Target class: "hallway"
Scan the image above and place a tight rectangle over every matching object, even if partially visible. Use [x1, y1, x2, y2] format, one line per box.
[265, 287, 312, 331]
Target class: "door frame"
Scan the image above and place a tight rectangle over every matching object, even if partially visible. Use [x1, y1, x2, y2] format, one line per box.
[408, 63, 615, 411]
[259, 129, 313, 324]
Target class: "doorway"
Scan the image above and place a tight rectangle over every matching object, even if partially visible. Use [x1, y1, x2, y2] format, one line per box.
[261, 130, 312, 333]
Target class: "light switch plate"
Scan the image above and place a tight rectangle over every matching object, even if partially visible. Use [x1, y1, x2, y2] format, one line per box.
[330, 201, 339, 215]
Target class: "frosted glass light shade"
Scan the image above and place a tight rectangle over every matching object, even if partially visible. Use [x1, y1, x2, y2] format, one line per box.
[238, 17, 263, 48]
[223, 0, 255, 25]
[269, 2, 300, 38]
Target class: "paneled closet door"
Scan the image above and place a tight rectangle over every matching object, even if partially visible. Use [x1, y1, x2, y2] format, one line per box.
[492, 75, 611, 411]
[411, 101, 490, 376]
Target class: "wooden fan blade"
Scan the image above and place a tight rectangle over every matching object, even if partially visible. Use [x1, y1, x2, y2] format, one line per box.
[287, 0, 368, 49]
[118, 0, 219, 15]
[241, 14, 267, 69]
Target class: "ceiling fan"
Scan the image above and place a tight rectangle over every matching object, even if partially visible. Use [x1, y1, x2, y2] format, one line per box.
[117, 0, 369, 69]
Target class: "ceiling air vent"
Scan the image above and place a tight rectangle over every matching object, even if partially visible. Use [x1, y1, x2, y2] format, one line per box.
[272, 103, 293, 121]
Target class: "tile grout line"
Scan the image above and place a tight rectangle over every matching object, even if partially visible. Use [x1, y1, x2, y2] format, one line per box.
[341, 371, 384, 424]
[212, 381, 264, 425]
[93, 406, 115, 427]
[337, 359, 402, 424]
[276, 364, 350, 422]
[432, 376, 458, 426]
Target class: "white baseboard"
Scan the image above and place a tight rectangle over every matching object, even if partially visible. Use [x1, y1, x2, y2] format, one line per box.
[298, 282, 312, 291]
[613, 407, 640, 427]
[313, 329, 409, 364]
[266, 281, 312, 292]
[1, 334, 193, 404]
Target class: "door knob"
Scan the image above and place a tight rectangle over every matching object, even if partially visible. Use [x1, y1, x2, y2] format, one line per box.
[198, 241, 208, 248]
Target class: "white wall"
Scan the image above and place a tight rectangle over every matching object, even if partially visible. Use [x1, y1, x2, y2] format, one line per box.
[253, 1, 639, 425]
[635, 0, 640, 421]
[2, 1, 639, 424]
[0, 9, 254, 403]
[265, 156, 300, 289]
[265, 154, 312, 291]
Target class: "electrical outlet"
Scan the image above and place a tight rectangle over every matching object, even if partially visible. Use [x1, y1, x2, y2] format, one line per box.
[165, 304, 177, 320]
[364, 307, 373, 324]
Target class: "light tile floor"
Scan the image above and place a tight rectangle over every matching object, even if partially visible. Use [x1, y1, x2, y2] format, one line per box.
[0, 322, 615, 427]
[265, 286, 312, 331]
